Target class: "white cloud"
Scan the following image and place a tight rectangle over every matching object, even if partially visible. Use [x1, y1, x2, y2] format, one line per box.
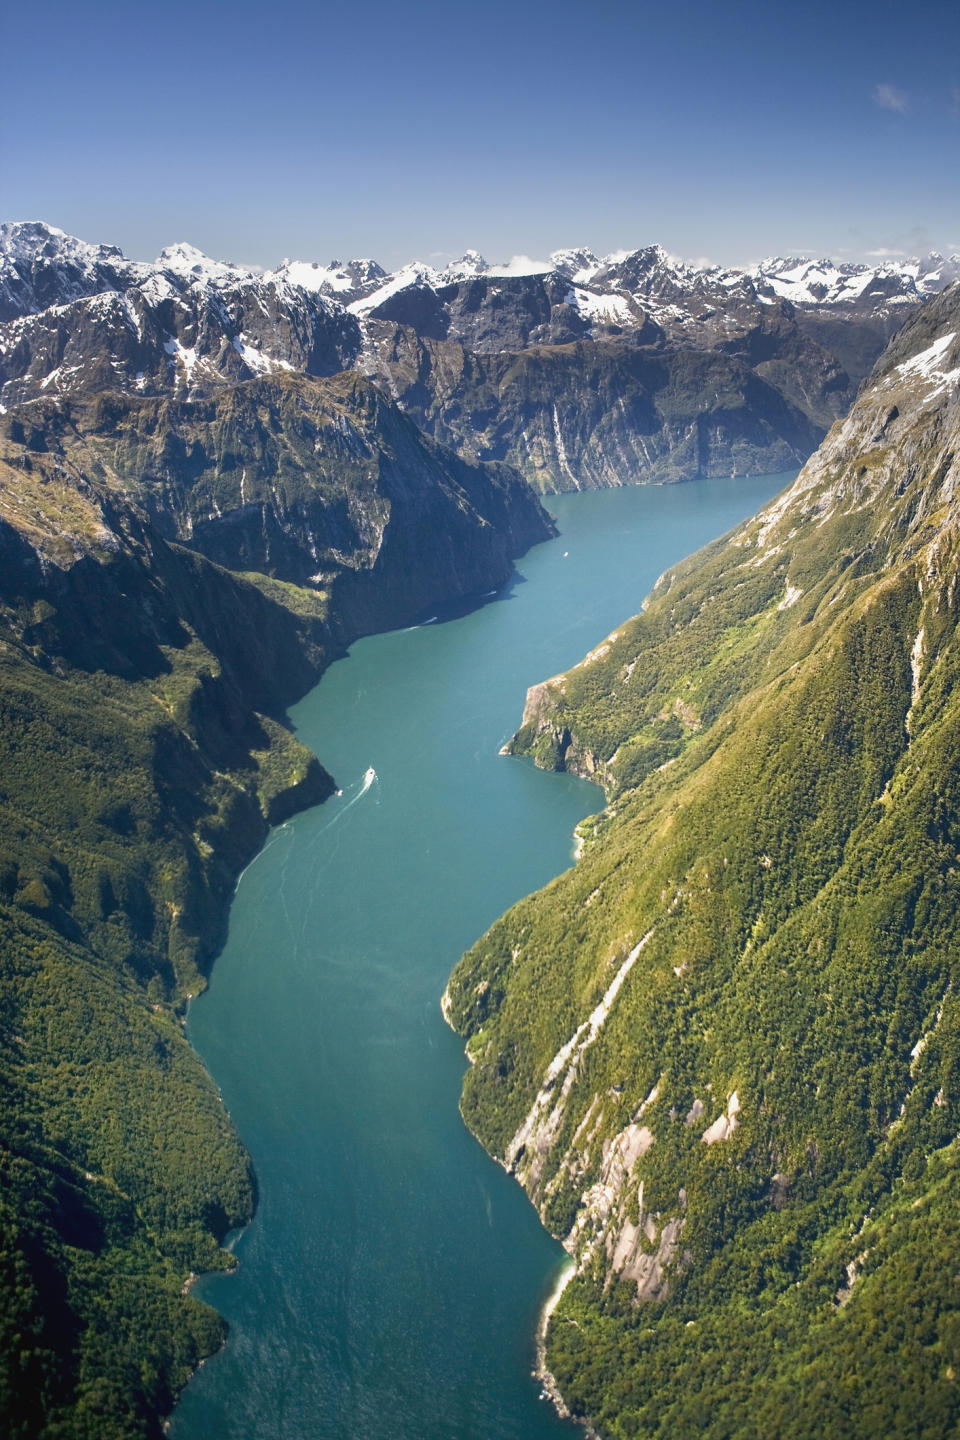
[488, 254, 551, 276]
[874, 83, 909, 113]
[849, 225, 937, 260]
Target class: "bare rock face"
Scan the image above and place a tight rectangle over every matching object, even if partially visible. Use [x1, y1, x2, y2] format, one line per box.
[2, 367, 555, 635]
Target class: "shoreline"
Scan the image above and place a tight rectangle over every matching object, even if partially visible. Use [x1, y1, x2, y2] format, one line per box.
[535, 1257, 576, 1419]
[443, 988, 596, 1437]
[168, 551, 558, 1432]
[535, 1259, 600, 1438]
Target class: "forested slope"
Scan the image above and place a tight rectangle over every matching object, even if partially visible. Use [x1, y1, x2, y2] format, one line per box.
[445, 285, 960, 1437]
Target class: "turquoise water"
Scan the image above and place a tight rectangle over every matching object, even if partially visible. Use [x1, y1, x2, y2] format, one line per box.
[170, 472, 792, 1440]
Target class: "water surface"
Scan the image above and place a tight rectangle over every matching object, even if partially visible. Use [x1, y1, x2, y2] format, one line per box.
[171, 472, 792, 1440]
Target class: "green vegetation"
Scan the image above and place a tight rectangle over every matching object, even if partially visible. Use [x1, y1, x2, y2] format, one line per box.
[447, 296, 960, 1435]
[0, 430, 337, 1436]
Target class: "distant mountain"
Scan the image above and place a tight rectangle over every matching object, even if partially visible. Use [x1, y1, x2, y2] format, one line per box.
[445, 280, 960, 1439]
[347, 241, 958, 338]
[749, 252, 960, 305]
[0, 223, 363, 407]
[348, 244, 956, 489]
[5, 223, 956, 490]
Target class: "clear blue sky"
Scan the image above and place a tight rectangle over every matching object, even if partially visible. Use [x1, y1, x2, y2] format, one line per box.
[3, 0, 958, 270]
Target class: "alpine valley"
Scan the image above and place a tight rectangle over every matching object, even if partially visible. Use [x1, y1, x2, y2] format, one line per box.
[0, 220, 959, 1438]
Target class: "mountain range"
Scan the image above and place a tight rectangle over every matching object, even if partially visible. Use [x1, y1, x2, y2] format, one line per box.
[4, 223, 958, 492]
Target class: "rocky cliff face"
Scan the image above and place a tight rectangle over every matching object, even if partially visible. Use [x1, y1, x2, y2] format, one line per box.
[360, 325, 831, 489]
[350, 245, 947, 490]
[446, 284, 960, 1438]
[11, 370, 552, 631]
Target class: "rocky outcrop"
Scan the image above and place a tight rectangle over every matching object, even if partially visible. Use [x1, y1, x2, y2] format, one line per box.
[360, 326, 829, 491]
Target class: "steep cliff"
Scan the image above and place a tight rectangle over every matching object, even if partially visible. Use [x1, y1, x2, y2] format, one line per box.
[350, 243, 947, 489]
[12, 370, 551, 632]
[359, 326, 830, 491]
[446, 285, 960, 1437]
[0, 446, 331, 1436]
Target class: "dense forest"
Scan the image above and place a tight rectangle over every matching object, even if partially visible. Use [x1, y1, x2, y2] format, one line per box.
[446, 286, 960, 1436]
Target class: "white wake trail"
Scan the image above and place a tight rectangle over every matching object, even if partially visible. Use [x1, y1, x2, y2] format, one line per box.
[325, 766, 378, 827]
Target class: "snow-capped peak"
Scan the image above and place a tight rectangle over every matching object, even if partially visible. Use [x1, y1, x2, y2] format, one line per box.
[155, 243, 247, 284]
[550, 247, 602, 283]
[438, 251, 488, 281]
[269, 257, 387, 298]
[347, 262, 443, 315]
[0, 220, 125, 266]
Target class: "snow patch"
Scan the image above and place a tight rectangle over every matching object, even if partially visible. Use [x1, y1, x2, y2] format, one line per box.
[896, 331, 956, 382]
[156, 242, 246, 286]
[347, 262, 442, 314]
[232, 334, 293, 375]
[566, 287, 634, 325]
[276, 260, 355, 293]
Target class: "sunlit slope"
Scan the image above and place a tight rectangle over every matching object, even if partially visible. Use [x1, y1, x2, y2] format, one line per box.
[445, 284, 960, 1437]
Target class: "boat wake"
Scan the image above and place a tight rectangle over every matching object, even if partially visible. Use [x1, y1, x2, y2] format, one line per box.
[236, 768, 378, 893]
[334, 766, 377, 821]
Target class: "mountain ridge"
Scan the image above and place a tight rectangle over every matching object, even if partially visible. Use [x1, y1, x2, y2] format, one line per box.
[6, 220, 953, 335]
